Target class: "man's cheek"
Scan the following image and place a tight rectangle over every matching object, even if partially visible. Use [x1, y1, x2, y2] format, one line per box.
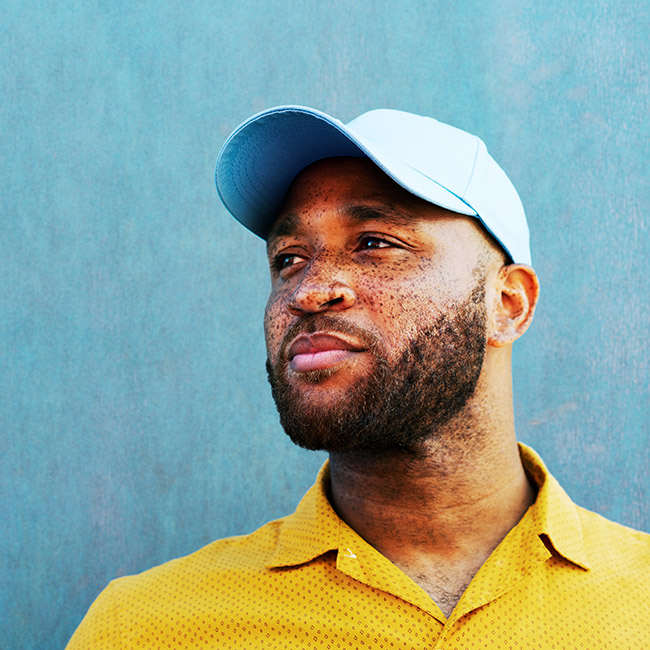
[264, 296, 289, 360]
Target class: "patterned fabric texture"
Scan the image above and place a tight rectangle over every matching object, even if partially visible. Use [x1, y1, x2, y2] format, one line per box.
[67, 444, 650, 649]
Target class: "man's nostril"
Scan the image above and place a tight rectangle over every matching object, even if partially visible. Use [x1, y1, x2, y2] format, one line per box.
[322, 296, 344, 308]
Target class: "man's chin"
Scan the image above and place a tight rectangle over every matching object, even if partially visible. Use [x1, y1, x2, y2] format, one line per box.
[277, 408, 378, 452]
[266, 358, 383, 451]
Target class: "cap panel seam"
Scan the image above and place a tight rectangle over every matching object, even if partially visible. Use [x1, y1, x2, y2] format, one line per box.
[460, 136, 481, 199]
[400, 160, 476, 215]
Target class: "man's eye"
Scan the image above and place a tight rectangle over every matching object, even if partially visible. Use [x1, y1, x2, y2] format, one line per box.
[273, 253, 304, 272]
[359, 236, 391, 250]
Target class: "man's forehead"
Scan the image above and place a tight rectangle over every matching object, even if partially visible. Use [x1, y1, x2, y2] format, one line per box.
[267, 202, 427, 244]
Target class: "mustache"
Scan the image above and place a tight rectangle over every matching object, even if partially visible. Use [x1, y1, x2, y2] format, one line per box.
[277, 314, 382, 362]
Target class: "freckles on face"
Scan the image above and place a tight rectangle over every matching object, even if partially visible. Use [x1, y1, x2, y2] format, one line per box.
[264, 292, 287, 357]
[263, 157, 486, 363]
[353, 254, 462, 333]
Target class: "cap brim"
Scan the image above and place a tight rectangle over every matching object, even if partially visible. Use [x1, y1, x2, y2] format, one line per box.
[216, 105, 475, 238]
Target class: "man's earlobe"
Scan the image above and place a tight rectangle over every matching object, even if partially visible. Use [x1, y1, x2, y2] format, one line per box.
[488, 265, 540, 347]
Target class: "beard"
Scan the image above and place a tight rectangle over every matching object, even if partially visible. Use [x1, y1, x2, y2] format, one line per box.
[266, 283, 487, 453]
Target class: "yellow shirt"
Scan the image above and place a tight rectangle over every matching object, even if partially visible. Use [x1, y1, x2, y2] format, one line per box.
[67, 444, 650, 649]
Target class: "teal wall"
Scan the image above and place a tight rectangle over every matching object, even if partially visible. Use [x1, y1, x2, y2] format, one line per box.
[2, 2, 649, 648]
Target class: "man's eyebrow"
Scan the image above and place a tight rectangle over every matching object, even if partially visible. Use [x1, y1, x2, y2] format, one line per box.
[266, 212, 301, 247]
[346, 204, 415, 227]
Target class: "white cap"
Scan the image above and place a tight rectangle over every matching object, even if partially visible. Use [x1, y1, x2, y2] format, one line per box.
[216, 105, 531, 265]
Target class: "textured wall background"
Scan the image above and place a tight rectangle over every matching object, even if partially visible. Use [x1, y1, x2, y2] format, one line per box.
[1, 1, 648, 648]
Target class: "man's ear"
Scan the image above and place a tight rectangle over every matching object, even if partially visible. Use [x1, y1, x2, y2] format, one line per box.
[488, 264, 540, 347]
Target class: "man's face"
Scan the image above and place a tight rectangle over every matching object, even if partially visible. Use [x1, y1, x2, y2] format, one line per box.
[264, 157, 491, 452]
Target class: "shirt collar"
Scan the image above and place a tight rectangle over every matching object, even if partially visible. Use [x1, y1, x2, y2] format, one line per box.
[519, 443, 591, 570]
[266, 462, 341, 568]
[266, 443, 591, 571]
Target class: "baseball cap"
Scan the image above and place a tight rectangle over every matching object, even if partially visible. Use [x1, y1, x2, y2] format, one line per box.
[216, 105, 531, 265]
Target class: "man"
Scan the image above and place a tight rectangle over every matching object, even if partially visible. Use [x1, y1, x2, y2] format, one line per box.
[67, 106, 650, 648]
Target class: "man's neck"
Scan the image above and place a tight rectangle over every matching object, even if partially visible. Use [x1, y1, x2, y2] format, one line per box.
[327, 427, 535, 617]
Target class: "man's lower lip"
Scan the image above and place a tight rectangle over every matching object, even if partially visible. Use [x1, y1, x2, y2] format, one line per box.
[289, 349, 360, 372]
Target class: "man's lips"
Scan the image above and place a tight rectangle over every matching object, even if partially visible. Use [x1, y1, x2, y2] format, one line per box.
[287, 332, 367, 373]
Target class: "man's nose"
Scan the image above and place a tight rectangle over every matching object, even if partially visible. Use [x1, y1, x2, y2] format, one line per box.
[286, 260, 356, 316]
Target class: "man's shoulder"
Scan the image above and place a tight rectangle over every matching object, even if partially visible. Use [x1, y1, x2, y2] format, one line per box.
[65, 516, 303, 648]
[575, 503, 650, 574]
[111, 516, 285, 596]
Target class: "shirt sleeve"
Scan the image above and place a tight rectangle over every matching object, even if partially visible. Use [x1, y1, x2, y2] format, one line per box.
[65, 581, 123, 650]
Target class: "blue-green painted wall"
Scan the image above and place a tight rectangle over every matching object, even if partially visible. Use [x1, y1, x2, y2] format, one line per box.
[2, 2, 648, 648]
